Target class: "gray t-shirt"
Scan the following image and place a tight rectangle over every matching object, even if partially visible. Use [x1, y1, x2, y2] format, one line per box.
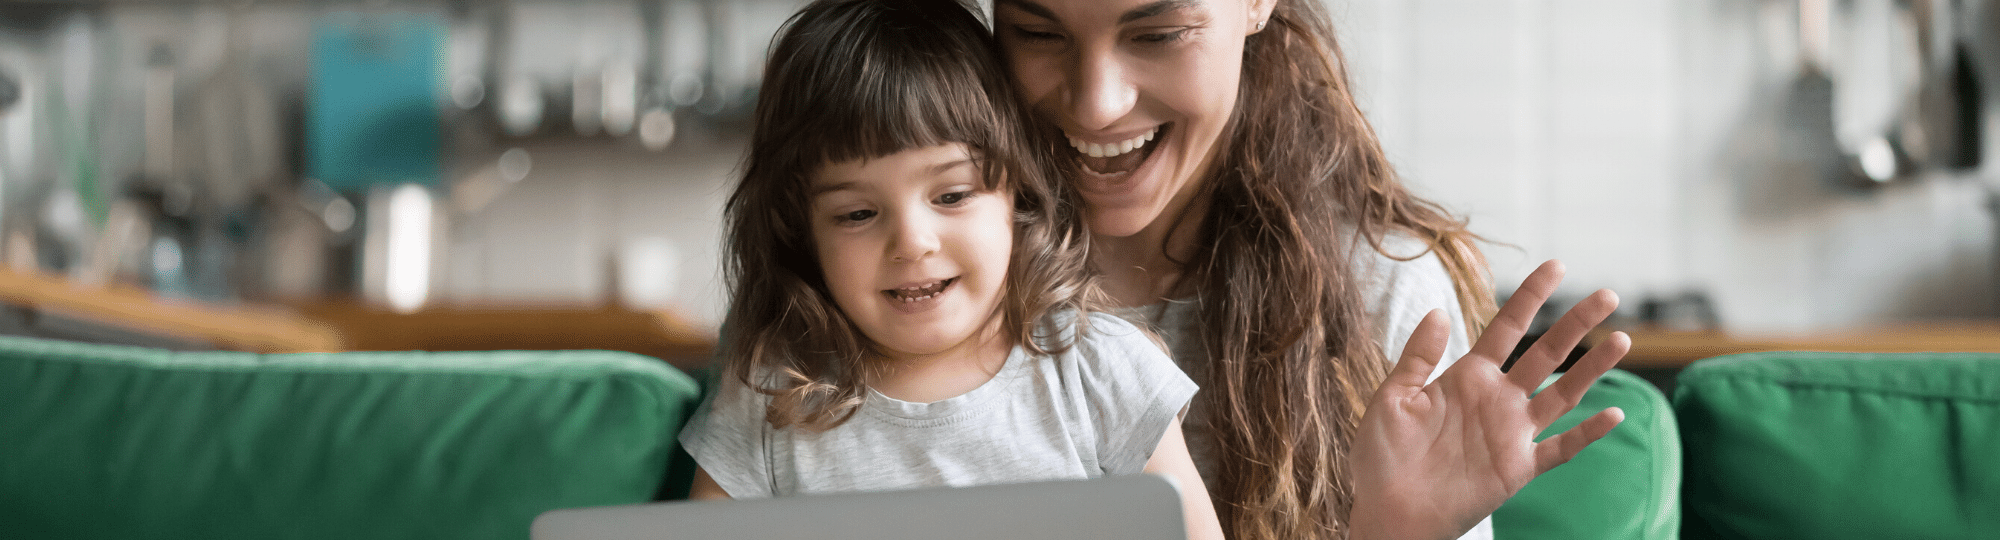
[679, 312, 1198, 499]
[1112, 232, 1492, 540]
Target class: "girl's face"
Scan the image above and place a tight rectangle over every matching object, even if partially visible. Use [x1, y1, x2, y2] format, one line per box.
[810, 143, 1016, 362]
[995, 0, 1270, 238]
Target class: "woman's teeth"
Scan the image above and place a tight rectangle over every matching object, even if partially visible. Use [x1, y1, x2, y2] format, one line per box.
[1067, 128, 1157, 158]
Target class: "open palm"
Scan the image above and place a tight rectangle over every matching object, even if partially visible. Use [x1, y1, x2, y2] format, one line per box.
[1349, 260, 1631, 540]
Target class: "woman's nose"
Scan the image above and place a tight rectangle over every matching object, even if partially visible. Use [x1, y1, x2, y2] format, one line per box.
[887, 211, 940, 263]
[1065, 46, 1136, 132]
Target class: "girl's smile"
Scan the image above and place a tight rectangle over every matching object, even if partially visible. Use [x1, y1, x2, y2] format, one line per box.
[885, 277, 958, 309]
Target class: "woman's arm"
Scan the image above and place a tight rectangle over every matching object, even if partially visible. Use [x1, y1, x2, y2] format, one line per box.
[1348, 260, 1630, 540]
[688, 466, 733, 500]
[1142, 417, 1223, 540]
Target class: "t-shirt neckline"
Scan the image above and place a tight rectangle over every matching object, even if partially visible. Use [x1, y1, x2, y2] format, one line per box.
[864, 346, 1028, 422]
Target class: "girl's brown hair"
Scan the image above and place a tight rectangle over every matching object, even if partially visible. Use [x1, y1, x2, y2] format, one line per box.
[722, 0, 1100, 431]
[1173, 1, 1498, 538]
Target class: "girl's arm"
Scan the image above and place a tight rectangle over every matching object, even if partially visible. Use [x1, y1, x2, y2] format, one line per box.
[1142, 417, 1223, 540]
[688, 466, 733, 500]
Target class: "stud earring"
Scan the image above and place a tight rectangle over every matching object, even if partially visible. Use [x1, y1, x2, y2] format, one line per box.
[1255, 20, 1266, 31]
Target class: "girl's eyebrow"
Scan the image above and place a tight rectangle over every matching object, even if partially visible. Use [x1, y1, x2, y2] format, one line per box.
[928, 158, 974, 176]
[808, 158, 975, 197]
[995, 0, 1198, 24]
[810, 182, 858, 197]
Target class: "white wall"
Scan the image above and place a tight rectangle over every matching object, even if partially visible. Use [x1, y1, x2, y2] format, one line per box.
[439, 130, 741, 330]
[455, 0, 2000, 333]
[1336, 0, 1998, 331]
[58, 0, 1991, 334]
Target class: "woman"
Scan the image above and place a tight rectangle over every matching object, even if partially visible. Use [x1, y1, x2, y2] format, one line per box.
[989, 0, 1630, 539]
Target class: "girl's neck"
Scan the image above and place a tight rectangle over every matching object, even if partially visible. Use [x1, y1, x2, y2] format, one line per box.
[867, 316, 1013, 404]
[1093, 195, 1208, 308]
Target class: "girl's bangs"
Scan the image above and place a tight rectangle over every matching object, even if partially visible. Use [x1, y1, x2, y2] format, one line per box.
[766, 4, 1010, 189]
[809, 63, 1003, 183]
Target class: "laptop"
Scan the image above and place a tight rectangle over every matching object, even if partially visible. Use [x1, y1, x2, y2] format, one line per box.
[531, 474, 1188, 540]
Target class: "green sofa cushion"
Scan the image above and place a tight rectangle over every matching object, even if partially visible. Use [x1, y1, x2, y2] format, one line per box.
[1675, 352, 2000, 540]
[1493, 368, 1680, 540]
[0, 335, 702, 540]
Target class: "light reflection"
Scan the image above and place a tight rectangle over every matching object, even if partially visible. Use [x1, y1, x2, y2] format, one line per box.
[383, 184, 432, 314]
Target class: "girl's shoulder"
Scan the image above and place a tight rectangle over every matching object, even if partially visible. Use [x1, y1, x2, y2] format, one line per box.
[1032, 310, 1152, 353]
[1033, 309, 1183, 382]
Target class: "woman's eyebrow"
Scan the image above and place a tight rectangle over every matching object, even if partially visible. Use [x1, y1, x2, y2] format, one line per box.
[995, 0, 1058, 21]
[1119, 1, 1199, 24]
[995, 0, 1200, 24]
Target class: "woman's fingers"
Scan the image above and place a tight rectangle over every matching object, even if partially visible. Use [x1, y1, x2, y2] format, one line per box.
[1527, 330, 1630, 428]
[1505, 288, 1620, 391]
[1532, 406, 1625, 475]
[1469, 260, 1565, 366]
[1381, 309, 1451, 399]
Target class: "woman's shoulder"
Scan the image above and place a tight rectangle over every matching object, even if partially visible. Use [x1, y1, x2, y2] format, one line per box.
[1348, 229, 1472, 366]
[1350, 229, 1458, 297]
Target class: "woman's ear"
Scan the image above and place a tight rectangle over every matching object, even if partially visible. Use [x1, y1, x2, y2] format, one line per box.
[1246, 0, 1278, 35]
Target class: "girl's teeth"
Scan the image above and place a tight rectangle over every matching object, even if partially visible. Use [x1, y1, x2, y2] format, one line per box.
[1067, 127, 1157, 158]
[890, 279, 951, 302]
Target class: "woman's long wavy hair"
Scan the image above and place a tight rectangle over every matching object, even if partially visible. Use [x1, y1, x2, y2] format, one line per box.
[1179, 1, 1498, 538]
[722, 0, 1101, 431]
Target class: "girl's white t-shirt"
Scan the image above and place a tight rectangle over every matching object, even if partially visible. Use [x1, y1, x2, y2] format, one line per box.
[679, 312, 1197, 499]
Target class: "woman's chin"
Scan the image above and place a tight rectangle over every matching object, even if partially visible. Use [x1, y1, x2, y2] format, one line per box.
[1084, 205, 1164, 239]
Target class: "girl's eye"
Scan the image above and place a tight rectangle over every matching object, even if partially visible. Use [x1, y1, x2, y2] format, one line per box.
[935, 191, 974, 206]
[835, 209, 876, 225]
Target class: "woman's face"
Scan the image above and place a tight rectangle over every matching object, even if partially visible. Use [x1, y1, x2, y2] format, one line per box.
[995, 0, 1271, 238]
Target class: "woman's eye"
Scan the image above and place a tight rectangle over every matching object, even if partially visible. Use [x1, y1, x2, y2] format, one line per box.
[935, 191, 973, 206]
[1009, 26, 1064, 42]
[835, 209, 876, 224]
[1134, 29, 1189, 44]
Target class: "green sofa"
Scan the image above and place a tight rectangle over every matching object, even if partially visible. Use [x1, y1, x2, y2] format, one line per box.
[5, 331, 1993, 540]
[0, 335, 703, 540]
[1495, 352, 2000, 540]
[1675, 352, 2000, 540]
[1495, 368, 1682, 539]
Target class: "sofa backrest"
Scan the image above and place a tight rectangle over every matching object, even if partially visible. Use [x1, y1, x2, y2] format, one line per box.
[1493, 368, 1681, 540]
[1675, 352, 2000, 540]
[0, 335, 703, 540]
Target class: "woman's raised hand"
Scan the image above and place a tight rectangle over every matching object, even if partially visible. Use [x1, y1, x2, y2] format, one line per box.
[1348, 260, 1631, 540]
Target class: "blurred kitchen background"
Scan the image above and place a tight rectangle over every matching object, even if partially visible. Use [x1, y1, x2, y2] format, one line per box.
[0, 0, 1993, 364]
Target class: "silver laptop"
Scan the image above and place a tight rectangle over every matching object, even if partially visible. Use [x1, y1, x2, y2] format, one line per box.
[531, 474, 1188, 540]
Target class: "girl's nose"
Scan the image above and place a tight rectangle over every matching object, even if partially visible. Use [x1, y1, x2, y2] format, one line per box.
[887, 212, 940, 263]
[1065, 46, 1136, 132]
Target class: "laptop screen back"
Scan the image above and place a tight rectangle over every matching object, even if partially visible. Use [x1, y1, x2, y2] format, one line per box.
[531, 474, 1187, 540]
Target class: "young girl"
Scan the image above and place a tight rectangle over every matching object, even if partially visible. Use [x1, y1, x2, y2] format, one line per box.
[676, 1, 1223, 538]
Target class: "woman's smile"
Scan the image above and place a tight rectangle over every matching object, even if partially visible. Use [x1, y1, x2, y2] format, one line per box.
[996, 0, 1245, 238]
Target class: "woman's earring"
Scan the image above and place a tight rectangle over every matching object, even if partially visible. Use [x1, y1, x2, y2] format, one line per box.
[1255, 20, 1266, 31]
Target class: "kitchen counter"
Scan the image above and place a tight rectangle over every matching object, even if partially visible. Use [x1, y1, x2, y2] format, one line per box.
[0, 268, 714, 370]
